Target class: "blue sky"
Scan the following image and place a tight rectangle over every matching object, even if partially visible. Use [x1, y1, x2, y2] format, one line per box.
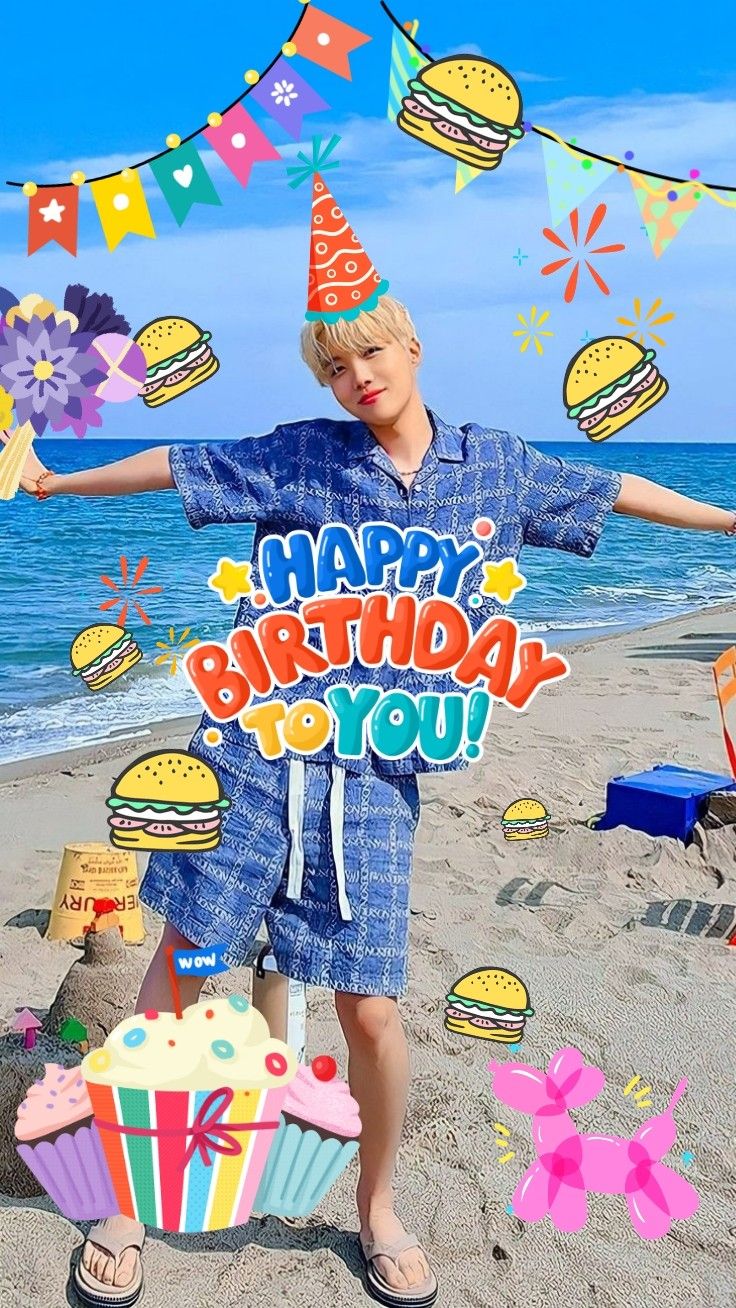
[1, 0, 735, 440]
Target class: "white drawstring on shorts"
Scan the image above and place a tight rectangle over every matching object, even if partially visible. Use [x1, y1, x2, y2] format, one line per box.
[286, 759, 352, 922]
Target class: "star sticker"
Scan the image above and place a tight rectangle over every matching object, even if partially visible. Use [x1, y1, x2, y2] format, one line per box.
[39, 197, 65, 223]
[480, 560, 526, 604]
[208, 558, 253, 604]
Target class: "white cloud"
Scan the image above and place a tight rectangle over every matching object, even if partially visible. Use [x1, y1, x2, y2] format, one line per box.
[515, 71, 562, 84]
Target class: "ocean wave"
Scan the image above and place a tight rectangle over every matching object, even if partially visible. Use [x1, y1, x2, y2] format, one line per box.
[0, 663, 201, 765]
[520, 617, 625, 633]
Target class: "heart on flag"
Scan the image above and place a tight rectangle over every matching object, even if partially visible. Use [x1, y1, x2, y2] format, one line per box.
[173, 165, 193, 189]
[149, 141, 222, 226]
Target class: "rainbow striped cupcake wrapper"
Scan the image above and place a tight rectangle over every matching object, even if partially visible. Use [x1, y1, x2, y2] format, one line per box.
[86, 1082, 288, 1232]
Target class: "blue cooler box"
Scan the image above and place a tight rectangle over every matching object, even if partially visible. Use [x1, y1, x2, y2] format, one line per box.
[595, 764, 736, 841]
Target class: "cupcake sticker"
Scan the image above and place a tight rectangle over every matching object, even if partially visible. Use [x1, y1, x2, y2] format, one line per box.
[80, 996, 296, 1232]
[15, 1063, 119, 1221]
[255, 1055, 362, 1218]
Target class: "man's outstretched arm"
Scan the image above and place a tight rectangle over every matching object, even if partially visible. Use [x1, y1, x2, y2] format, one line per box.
[613, 472, 735, 533]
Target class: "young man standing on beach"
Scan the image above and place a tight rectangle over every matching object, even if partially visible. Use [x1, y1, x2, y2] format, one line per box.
[6, 167, 736, 1308]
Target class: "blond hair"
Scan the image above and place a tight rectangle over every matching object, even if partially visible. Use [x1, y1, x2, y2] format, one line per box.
[300, 294, 418, 386]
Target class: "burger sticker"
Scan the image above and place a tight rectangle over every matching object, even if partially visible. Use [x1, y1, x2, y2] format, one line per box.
[564, 336, 668, 442]
[444, 967, 534, 1043]
[398, 55, 523, 170]
[501, 798, 550, 841]
[70, 623, 142, 693]
[134, 315, 219, 408]
[106, 749, 230, 850]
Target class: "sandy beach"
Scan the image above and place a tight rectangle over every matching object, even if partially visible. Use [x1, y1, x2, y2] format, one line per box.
[2, 602, 736, 1308]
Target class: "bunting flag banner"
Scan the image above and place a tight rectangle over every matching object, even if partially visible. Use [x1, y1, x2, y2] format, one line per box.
[250, 59, 330, 140]
[203, 103, 282, 187]
[294, 4, 371, 80]
[541, 137, 616, 227]
[629, 171, 702, 258]
[90, 171, 156, 252]
[387, 25, 429, 122]
[149, 140, 221, 226]
[9, 0, 736, 256]
[27, 185, 79, 256]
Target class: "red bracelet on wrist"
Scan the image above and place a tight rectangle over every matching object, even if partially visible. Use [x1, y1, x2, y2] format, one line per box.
[724, 512, 736, 537]
[34, 471, 55, 501]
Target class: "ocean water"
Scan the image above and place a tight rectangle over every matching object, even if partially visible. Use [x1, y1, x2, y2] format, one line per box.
[1, 438, 735, 765]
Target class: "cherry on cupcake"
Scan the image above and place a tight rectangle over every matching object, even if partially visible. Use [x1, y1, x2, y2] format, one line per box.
[312, 1055, 337, 1082]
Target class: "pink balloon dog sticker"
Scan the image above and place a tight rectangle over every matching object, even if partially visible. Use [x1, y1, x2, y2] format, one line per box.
[488, 1047, 699, 1239]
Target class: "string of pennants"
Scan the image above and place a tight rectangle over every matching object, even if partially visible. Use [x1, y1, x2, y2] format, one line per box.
[13, 3, 370, 255]
[10, 0, 735, 259]
[386, 15, 735, 260]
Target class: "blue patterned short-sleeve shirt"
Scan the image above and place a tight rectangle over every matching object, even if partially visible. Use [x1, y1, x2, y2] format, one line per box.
[170, 408, 621, 776]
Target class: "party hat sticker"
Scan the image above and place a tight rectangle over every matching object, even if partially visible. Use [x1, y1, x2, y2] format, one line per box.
[288, 136, 389, 323]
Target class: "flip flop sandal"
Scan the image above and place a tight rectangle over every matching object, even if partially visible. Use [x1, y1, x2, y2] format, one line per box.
[361, 1232, 439, 1307]
[73, 1219, 145, 1308]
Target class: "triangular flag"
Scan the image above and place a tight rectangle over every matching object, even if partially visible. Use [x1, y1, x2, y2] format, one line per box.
[387, 28, 429, 122]
[250, 59, 330, 141]
[149, 140, 221, 226]
[28, 186, 79, 256]
[455, 134, 522, 193]
[203, 104, 281, 187]
[90, 172, 156, 252]
[295, 5, 371, 80]
[455, 162, 482, 194]
[629, 172, 701, 258]
[541, 137, 615, 227]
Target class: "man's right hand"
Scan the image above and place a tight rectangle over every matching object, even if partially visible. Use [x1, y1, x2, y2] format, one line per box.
[0, 427, 49, 495]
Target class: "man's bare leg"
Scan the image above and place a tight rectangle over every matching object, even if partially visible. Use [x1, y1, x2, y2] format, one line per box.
[334, 993, 432, 1293]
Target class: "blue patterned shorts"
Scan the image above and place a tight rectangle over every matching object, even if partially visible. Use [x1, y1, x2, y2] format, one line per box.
[139, 725, 421, 997]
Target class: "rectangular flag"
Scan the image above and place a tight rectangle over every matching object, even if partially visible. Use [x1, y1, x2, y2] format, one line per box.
[172, 944, 229, 977]
[250, 59, 329, 140]
[388, 23, 428, 122]
[90, 171, 156, 251]
[28, 185, 79, 256]
[296, 4, 371, 80]
[149, 140, 221, 226]
[203, 103, 281, 187]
